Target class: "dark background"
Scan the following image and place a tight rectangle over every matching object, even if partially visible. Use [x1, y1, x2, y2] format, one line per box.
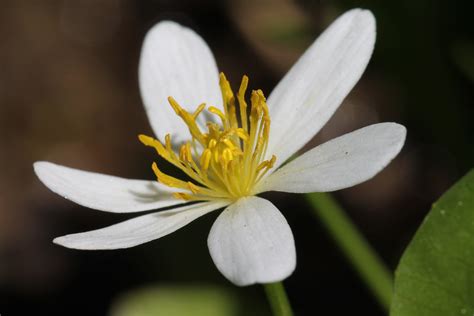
[1, 0, 473, 315]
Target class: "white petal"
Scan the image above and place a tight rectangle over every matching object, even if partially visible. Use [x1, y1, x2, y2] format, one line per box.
[34, 161, 186, 213]
[139, 21, 222, 143]
[266, 9, 376, 168]
[257, 123, 406, 193]
[54, 201, 229, 250]
[207, 197, 296, 286]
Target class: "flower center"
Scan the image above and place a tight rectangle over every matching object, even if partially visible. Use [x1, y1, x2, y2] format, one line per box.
[139, 73, 276, 201]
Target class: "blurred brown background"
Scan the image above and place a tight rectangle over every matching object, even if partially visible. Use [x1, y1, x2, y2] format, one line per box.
[1, 0, 473, 315]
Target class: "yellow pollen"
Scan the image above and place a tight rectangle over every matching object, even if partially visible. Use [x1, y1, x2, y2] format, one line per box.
[139, 73, 276, 201]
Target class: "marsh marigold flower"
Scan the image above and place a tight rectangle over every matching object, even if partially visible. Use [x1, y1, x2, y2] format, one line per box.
[34, 9, 406, 286]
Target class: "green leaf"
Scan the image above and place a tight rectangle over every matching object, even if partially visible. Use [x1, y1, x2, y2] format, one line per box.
[109, 284, 239, 316]
[391, 170, 474, 315]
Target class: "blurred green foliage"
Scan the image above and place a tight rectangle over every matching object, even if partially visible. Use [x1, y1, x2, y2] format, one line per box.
[109, 285, 239, 316]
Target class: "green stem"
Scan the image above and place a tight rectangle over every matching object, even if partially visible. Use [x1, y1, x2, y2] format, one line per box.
[263, 282, 294, 316]
[306, 192, 393, 311]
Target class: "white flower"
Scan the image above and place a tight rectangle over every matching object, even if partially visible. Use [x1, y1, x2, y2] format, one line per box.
[34, 9, 406, 286]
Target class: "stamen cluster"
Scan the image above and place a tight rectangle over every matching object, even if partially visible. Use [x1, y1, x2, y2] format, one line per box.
[139, 73, 276, 201]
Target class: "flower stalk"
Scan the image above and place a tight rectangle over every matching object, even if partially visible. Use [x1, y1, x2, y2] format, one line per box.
[306, 192, 393, 311]
[263, 282, 294, 316]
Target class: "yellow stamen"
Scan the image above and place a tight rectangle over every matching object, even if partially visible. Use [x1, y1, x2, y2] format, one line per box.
[200, 149, 212, 172]
[193, 103, 206, 119]
[208, 106, 226, 124]
[140, 73, 276, 201]
[187, 181, 200, 194]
